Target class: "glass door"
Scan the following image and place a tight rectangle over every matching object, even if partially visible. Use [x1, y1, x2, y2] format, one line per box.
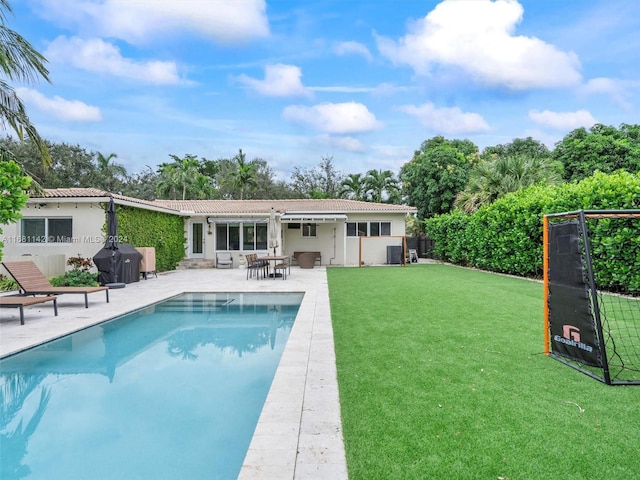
[190, 222, 204, 258]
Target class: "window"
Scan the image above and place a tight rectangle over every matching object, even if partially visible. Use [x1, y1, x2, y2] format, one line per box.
[21, 218, 72, 243]
[242, 223, 268, 250]
[302, 223, 317, 238]
[346, 221, 391, 237]
[216, 223, 240, 250]
[216, 222, 267, 251]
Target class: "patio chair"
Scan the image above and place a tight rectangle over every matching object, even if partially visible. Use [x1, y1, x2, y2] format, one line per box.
[2, 261, 109, 308]
[273, 257, 290, 280]
[0, 295, 58, 325]
[245, 254, 267, 279]
[216, 252, 233, 269]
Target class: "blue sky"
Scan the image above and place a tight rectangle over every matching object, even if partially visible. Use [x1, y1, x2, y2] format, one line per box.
[9, 0, 640, 181]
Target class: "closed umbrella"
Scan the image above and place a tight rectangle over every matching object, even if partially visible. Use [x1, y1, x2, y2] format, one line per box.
[268, 207, 278, 256]
[106, 198, 119, 250]
[105, 198, 125, 287]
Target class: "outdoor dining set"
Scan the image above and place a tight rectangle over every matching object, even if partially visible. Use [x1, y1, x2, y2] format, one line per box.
[244, 254, 291, 280]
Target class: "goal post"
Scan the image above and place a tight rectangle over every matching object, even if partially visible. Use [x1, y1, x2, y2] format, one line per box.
[543, 209, 640, 385]
[358, 235, 408, 267]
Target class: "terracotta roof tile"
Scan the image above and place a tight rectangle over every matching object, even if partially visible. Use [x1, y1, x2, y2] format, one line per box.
[32, 188, 417, 215]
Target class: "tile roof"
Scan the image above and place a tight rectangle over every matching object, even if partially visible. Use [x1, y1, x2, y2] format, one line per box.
[152, 198, 417, 215]
[31, 188, 417, 215]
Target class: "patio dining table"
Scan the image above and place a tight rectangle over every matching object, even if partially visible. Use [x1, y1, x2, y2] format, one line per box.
[257, 255, 290, 279]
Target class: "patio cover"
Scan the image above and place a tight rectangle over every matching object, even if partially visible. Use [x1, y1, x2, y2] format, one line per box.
[279, 213, 347, 223]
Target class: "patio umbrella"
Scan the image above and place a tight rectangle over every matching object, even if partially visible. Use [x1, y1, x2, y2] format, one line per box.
[104, 197, 125, 287]
[268, 207, 279, 256]
[106, 197, 119, 250]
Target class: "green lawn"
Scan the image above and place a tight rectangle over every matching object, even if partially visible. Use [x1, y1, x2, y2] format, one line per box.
[327, 264, 640, 480]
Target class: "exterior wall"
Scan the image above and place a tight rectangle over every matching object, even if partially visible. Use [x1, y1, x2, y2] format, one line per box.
[282, 222, 346, 266]
[1, 202, 106, 276]
[344, 213, 408, 266]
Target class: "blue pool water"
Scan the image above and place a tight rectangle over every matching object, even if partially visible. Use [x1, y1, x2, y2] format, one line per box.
[0, 292, 302, 480]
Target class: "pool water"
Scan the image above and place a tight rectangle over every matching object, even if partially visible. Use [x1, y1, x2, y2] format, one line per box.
[0, 292, 302, 480]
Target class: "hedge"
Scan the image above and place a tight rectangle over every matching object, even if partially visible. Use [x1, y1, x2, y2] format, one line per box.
[425, 171, 640, 292]
[110, 205, 186, 272]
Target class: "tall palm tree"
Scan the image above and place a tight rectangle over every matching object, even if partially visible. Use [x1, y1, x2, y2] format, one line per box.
[95, 151, 127, 192]
[0, 0, 51, 165]
[229, 149, 258, 200]
[455, 154, 562, 213]
[339, 173, 367, 200]
[156, 154, 201, 200]
[364, 169, 399, 203]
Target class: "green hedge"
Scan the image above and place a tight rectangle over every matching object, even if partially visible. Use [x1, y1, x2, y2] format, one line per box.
[425, 171, 640, 291]
[111, 205, 186, 272]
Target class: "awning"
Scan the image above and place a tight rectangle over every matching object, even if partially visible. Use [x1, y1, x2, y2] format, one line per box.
[280, 213, 348, 223]
[207, 217, 267, 224]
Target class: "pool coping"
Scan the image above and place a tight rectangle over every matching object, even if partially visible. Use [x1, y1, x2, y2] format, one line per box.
[0, 266, 348, 480]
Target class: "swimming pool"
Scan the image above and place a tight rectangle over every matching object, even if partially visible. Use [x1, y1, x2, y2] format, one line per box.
[0, 292, 303, 480]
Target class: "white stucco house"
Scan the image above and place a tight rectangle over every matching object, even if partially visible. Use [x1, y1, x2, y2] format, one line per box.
[1, 188, 417, 276]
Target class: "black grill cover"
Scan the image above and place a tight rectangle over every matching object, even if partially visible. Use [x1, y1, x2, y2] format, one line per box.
[93, 244, 143, 285]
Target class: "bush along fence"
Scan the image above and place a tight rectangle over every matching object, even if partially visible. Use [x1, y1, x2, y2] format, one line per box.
[424, 170, 640, 291]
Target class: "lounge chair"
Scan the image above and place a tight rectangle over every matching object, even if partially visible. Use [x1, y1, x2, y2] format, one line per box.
[2, 261, 109, 308]
[216, 252, 233, 269]
[0, 295, 59, 325]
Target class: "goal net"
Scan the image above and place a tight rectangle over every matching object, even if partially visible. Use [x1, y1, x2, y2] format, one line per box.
[358, 235, 407, 266]
[543, 210, 640, 385]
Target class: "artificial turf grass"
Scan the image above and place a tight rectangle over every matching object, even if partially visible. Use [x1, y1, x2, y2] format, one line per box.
[327, 264, 640, 480]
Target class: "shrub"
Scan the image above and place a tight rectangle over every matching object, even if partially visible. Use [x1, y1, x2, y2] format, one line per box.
[425, 170, 640, 290]
[0, 274, 18, 292]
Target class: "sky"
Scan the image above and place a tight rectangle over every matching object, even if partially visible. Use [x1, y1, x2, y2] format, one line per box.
[8, 0, 640, 181]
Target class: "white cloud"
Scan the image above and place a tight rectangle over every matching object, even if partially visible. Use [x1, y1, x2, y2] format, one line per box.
[236, 64, 312, 98]
[529, 109, 597, 130]
[376, 0, 582, 90]
[45, 36, 184, 85]
[335, 41, 373, 62]
[579, 77, 633, 109]
[34, 0, 269, 45]
[399, 102, 490, 134]
[315, 134, 366, 152]
[282, 102, 382, 134]
[16, 87, 102, 122]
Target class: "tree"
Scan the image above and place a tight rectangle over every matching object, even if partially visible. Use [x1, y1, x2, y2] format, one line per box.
[364, 169, 400, 203]
[156, 154, 201, 200]
[228, 149, 258, 200]
[94, 151, 128, 192]
[399, 136, 478, 219]
[0, 152, 31, 259]
[0, 0, 51, 165]
[455, 154, 563, 213]
[290, 156, 344, 198]
[553, 123, 640, 182]
[340, 173, 367, 200]
[482, 136, 551, 159]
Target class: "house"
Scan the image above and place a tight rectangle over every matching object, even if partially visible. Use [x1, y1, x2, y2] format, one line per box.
[1, 188, 417, 276]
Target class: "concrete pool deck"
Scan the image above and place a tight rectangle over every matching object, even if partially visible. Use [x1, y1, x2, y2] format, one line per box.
[0, 266, 348, 479]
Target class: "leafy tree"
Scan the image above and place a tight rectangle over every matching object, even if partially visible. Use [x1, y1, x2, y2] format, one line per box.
[364, 169, 400, 203]
[121, 166, 158, 200]
[553, 123, 640, 182]
[455, 154, 563, 213]
[482, 136, 551, 160]
[340, 173, 367, 200]
[0, 153, 31, 259]
[156, 154, 201, 200]
[399, 136, 478, 219]
[290, 155, 344, 198]
[228, 148, 258, 200]
[0, 0, 51, 165]
[93, 151, 128, 192]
